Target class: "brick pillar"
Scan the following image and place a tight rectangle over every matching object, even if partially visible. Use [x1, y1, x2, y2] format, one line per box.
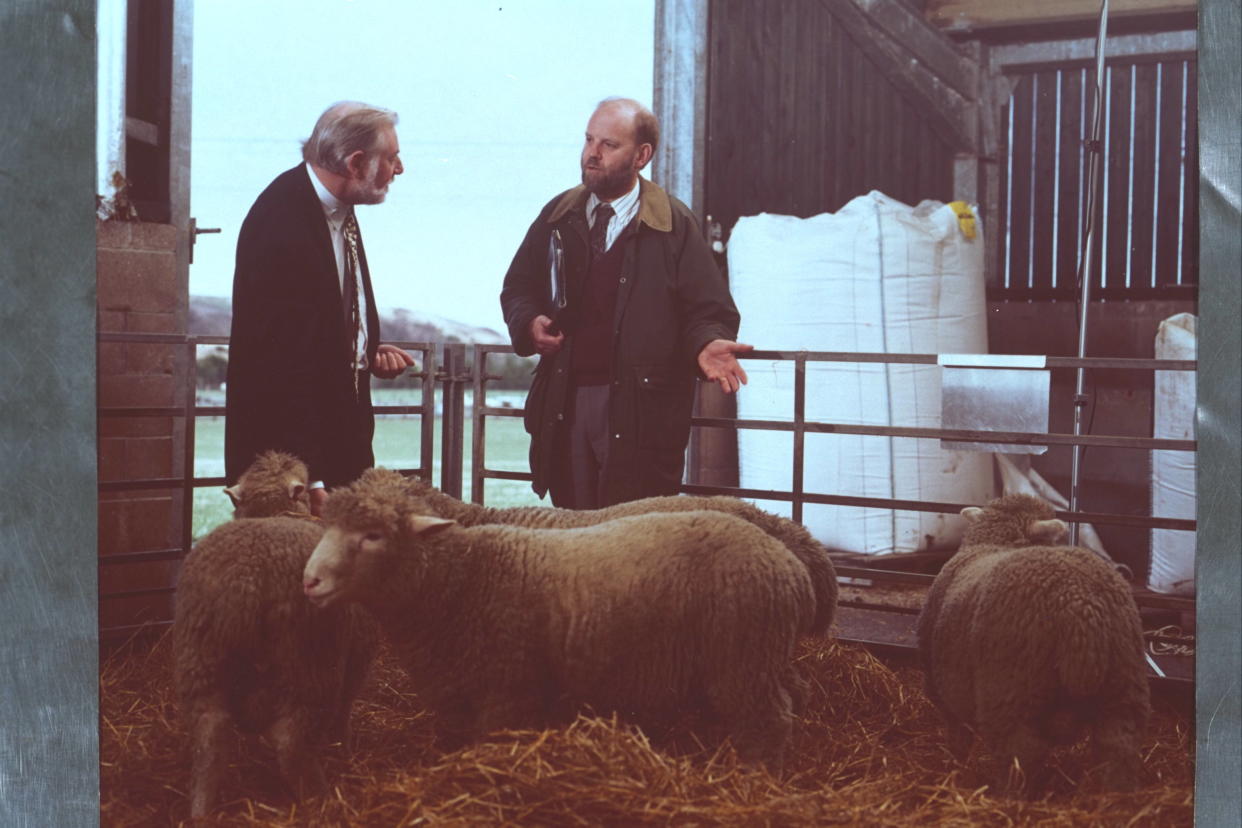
[96, 219, 187, 634]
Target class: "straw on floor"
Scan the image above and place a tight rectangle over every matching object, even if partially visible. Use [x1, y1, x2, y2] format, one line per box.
[101, 633, 1193, 826]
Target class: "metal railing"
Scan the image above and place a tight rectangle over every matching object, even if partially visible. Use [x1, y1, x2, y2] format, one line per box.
[99, 335, 1198, 649]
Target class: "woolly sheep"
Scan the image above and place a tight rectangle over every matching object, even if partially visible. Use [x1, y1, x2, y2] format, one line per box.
[916, 493, 1150, 795]
[222, 449, 311, 518]
[173, 453, 379, 817]
[388, 474, 838, 638]
[302, 468, 816, 771]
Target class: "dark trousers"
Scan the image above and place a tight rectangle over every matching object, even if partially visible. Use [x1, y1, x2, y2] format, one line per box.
[549, 383, 610, 510]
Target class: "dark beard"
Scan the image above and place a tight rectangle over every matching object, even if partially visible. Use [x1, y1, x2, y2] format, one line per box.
[581, 165, 633, 200]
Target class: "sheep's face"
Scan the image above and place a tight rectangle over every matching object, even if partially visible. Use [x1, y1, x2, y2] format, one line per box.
[302, 515, 455, 608]
[303, 526, 391, 608]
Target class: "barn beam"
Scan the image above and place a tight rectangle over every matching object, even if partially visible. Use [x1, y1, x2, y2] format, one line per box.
[926, 0, 1197, 32]
[852, 0, 980, 98]
[827, 0, 981, 154]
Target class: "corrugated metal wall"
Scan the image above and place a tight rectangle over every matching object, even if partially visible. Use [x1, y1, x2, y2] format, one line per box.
[704, 0, 957, 239]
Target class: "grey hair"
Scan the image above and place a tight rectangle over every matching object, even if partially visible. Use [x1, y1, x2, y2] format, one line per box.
[596, 96, 659, 154]
[302, 101, 399, 176]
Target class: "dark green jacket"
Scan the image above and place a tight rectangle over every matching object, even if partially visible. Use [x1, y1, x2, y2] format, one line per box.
[500, 178, 739, 503]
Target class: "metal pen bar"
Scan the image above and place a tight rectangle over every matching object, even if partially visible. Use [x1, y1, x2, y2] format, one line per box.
[690, 416, 1196, 451]
[792, 354, 807, 525]
[1069, 0, 1112, 546]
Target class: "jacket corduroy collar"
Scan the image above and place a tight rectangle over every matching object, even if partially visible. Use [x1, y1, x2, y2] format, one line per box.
[546, 177, 673, 232]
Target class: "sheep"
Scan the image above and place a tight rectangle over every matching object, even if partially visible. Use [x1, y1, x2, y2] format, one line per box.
[386, 474, 838, 638]
[222, 449, 311, 518]
[302, 468, 817, 771]
[916, 493, 1151, 796]
[172, 453, 379, 817]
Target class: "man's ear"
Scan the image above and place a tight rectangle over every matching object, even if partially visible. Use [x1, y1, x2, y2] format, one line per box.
[634, 142, 654, 171]
[344, 149, 367, 179]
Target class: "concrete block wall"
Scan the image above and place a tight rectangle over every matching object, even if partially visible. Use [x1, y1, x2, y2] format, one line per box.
[96, 219, 187, 633]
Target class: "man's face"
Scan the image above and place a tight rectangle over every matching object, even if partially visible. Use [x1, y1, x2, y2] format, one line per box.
[580, 105, 646, 200]
[347, 126, 403, 205]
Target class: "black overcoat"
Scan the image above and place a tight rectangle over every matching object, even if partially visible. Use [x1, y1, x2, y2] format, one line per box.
[224, 165, 381, 487]
[500, 178, 739, 504]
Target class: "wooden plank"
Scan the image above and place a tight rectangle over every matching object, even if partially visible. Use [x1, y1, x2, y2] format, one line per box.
[825, 0, 978, 153]
[850, 0, 980, 98]
[1056, 66, 1087, 293]
[1007, 75, 1036, 290]
[1103, 62, 1133, 291]
[1180, 56, 1198, 287]
[927, 0, 1198, 31]
[1130, 61, 1159, 290]
[1031, 69, 1060, 292]
[1154, 59, 1185, 288]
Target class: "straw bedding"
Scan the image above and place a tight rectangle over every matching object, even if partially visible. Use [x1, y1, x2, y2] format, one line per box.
[101, 633, 1192, 826]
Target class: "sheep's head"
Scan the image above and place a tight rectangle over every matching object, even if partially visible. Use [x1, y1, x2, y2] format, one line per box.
[302, 468, 455, 607]
[224, 450, 311, 518]
[960, 493, 1068, 548]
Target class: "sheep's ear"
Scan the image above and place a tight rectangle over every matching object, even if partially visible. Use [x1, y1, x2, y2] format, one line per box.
[288, 479, 306, 501]
[404, 514, 456, 537]
[960, 507, 985, 524]
[1028, 518, 1069, 544]
[223, 486, 241, 508]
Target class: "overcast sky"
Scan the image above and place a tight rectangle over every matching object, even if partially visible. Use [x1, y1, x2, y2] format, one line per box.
[190, 0, 655, 334]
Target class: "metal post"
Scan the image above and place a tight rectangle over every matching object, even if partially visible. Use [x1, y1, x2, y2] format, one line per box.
[470, 345, 487, 505]
[792, 353, 807, 526]
[1068, 0, 1110, 548]
[439, 343, 466, 499]
[181, 337, 199, 556]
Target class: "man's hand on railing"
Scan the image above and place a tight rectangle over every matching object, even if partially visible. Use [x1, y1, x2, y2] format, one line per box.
[372, 343, 417, 379]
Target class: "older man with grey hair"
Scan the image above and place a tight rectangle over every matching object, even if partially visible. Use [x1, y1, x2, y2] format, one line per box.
[226, 101, 415, 515]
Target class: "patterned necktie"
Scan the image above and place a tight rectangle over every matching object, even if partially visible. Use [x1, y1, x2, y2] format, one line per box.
[342, 209, 362, 397]
[589, 202, 614, 258]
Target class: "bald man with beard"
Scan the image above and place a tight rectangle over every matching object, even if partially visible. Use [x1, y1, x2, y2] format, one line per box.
[501, 97, 751, 509]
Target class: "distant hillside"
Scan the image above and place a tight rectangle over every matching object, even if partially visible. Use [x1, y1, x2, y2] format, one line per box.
[189, 295, 506, 344]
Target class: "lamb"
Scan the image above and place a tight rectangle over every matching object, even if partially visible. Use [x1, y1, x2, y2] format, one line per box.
[172, 452, 379, 817]
[387, 474, 838, 638]
[222, 449, 311, 517]
[916, 493, 1150, 795]
[302, 468, 816, 771]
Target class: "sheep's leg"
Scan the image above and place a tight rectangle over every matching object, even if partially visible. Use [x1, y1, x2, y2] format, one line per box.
[269, 713, 325, 802]
[710, 680, 793, 776]
[783, 664, 810, 717]
[1090, 710, 1142, 791]
[984, 719, 1051, 798]
[945, 719, 973, 761]
[187, 704, 232, 818]
[331, 621, 379, 753]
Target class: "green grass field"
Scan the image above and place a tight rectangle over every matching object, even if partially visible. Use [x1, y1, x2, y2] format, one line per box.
[192, 388, 545, 540]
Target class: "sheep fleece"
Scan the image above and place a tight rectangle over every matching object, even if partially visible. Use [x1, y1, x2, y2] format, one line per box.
[395, 476, 837, 636]
[312, 484, 814, 762]
[173, 518, 373, 736]
[917, 502, 1149, 789]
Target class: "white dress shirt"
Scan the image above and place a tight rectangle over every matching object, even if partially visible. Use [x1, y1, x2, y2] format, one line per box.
[306, 163, 369, 369]
[586, 176, 642, 251]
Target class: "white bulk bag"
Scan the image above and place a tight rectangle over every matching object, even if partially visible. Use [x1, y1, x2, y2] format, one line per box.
[729, 191, 993, 554]
[1149, 312, 1196, 595]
